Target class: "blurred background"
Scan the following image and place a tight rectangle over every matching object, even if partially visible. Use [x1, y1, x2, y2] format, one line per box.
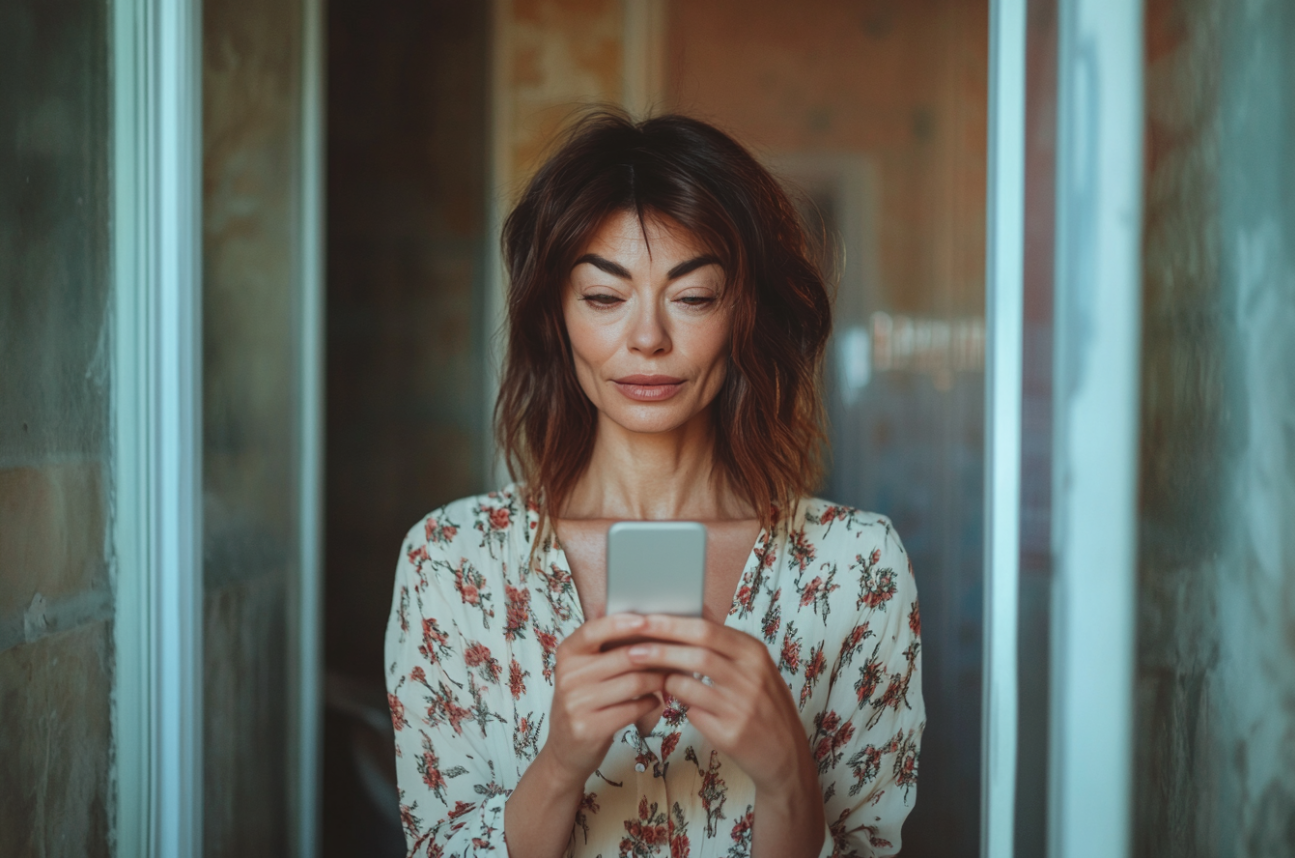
[2, 0, 1294, 857]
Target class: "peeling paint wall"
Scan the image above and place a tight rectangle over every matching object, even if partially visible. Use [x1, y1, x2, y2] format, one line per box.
[201, 0, 303, 853]
[1135, 0, 1295, 854]
[0, 1, 114, 856]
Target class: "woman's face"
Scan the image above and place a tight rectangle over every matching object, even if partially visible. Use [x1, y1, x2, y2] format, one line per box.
[563, 209, 732, 437]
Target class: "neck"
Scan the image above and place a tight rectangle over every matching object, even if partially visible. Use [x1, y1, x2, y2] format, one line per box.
[560, 408, 751, 521]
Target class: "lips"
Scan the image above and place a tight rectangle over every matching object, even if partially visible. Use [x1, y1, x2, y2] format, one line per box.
[612, 374, 686, 402]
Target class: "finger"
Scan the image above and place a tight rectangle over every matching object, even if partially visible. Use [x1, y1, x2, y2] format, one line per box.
[662, 671, 728, 714]
[562, 612, 649, 654]
[592, 696, 663, 734]
[568, 670, 666, 712]
[639, 615, 753, 659]
[559, 642, 657, 687]
[624, 642, 737, 684]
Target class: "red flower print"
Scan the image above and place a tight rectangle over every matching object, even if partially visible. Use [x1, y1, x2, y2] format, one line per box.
[504, 584, 531, 641]
[685, 747, 729, 837]
[419, 616, 452, 663]
[447, 799, 476, 820]
[533, 623, 560, 682]
[575, 791, 600, 844]
[786, 529, 816, 575]
[729, 809, 753, 841]
[488, 507, 510, 531]
[399, 803, 421, 839]
[733, 585, 754, 614]
[508, 658, 528, 699]
[388, 693, 408, 731]
[909, 600, 921, 636]
[779, 621, 803, 675]
[810, 707, 855, 773]
[799, 641, 827, 707]
[660, 731, 680, 761]
[661, 692, 688, 727]
[667, 802, 690, 858]
[425, 516, 459, 545]
[760, 598, 782, 643]
[410, 666, 426, 684]
[463, 641, 502, 683]
[421, 752, 444, 792]
[856, 551, 898, 611]
[847, 744, 885, 794]
[426, 683, 475, 734]
[728, 807, 754, 856]
[894, 729, 920, 798]
[856, 655, 883, 704]
[800, 576, 823, 607]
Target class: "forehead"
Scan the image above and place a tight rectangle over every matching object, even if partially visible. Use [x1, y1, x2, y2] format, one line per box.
[579, 209, 712, 263]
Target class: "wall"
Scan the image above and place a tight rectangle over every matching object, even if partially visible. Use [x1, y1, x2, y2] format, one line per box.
[1135, 0, 1295, 854]
[0, 1, 114, 855]
[202, 0, 304, 852]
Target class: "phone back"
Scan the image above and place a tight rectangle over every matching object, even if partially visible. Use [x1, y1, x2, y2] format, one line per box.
[605, 521, 707, 616]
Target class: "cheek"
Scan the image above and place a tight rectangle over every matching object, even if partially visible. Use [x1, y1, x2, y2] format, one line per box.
[564, 312, 617, 369]
[688, 312, 733, 378]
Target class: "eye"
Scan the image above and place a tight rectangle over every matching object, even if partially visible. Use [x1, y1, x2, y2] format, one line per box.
[582, 293, 623, 308]
[676, 295, 715, 308]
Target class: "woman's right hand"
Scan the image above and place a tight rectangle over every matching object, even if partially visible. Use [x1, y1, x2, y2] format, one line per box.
[538, 611, 666, 787]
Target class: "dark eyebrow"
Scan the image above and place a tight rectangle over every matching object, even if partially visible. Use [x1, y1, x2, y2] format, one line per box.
[572, 254, 632, 279]
[667, 254, 722, 280]
[572, 253, 722, 282]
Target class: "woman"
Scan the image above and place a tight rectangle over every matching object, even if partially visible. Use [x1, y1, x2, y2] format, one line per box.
[385, 112, 923, 858]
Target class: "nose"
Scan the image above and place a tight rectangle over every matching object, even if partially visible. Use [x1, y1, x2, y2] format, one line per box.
[628, 297, 671, 356]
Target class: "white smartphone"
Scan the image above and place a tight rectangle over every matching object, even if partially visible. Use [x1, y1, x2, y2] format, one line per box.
[605, 521, 707, 617]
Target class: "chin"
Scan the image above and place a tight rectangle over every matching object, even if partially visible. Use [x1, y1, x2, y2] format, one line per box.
[603, 403, 699, 436]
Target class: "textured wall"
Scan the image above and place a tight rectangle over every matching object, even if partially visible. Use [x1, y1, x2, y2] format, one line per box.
[201, 0, 303, 852]
[0, 1, 114, 855]
[1135, 0, 1295, 854]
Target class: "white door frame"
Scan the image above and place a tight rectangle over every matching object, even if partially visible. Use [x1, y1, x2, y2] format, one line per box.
[112, 0, 205, 854]
[981, 0, 1028, 855]
[1047, 1, 1144, 857]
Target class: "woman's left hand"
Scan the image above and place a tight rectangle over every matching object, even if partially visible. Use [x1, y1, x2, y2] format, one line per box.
[624, 615, 826, 856]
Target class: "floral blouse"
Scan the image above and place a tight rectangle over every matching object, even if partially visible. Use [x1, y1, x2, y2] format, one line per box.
[385, 485, 924, 858]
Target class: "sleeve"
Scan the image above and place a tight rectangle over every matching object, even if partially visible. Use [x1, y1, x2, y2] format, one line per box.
[385, 514, 514, 858]
[809, 518, 924, 858]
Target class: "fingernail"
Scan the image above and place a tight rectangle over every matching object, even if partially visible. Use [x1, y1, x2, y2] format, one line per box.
[628, 644, 650, 658]
[617, 613, 645, 629]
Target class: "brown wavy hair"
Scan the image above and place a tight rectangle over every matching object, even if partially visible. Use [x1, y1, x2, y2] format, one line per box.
[495, 110, 831, 531]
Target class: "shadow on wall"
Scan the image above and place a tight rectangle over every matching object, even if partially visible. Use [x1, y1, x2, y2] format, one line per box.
[323, 0, 490, 854]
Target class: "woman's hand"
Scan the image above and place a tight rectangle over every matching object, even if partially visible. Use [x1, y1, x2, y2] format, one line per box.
[506, 612, 668, 858]
[624, 615, 827, 858]
[539, 611, 667, 786]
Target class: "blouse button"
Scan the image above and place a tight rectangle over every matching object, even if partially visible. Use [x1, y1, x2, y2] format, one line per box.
[635, 763, 647, 773]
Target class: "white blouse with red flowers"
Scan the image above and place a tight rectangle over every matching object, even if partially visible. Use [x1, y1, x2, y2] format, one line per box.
[385, 485, 924, 858]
